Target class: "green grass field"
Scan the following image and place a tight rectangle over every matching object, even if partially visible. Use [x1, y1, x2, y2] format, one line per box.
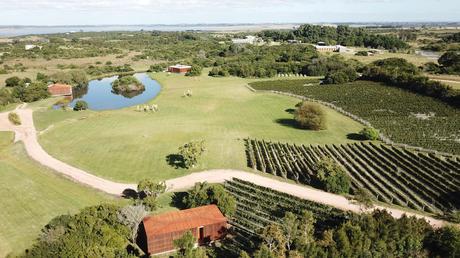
[34, 72, 363, 182]
[0, 132, 121, 257]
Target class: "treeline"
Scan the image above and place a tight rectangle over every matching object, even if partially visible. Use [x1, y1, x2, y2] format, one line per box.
[250, 209, 459, 258]
[363, 58, 460, 107]
[424, 50, 460, 75]
[258, 24, 409, 50]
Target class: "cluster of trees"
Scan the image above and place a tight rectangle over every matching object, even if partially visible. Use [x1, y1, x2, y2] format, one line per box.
[248, 209, 460, 258]
[86, 64, 134, 76]
[425, 51, 460, 75]
[177, 140, 206, 169]
[111, 75, 145, 93]
[294, 102, 327, 130]
[185, 65, 203, 77]
[363, 58, 460, 107]
[181, 182, 236, 217]
[315, 157, 350, 194]
[259, 24, 409, 50]
[3, 75, 50, 103]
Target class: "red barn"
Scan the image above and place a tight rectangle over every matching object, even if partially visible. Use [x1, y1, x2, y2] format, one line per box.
[47, 83, 73, 97]
[168, 64, 192, 74]
[140, 205, 228, 255]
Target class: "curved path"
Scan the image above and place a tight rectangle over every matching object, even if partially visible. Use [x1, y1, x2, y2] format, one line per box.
[0, 105, 447, 227]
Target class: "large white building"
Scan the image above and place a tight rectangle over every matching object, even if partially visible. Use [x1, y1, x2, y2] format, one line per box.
[314, 45, 348, 53]
[231, 35, 258, 45]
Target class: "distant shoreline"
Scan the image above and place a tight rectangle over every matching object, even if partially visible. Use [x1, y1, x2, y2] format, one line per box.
[1, 22, 459, 38]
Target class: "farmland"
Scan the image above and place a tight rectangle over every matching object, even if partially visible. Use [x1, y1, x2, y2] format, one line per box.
[245, 139, 460, 214]
[250, 79, 460, 155]
[34, 72, 363, 182]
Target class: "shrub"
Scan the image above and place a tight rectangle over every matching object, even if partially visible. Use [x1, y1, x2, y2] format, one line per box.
[178, 140, 206, 168]
[5, 76, 21, 87]
[73, 100, 88, 111]
[185, 65, 203, 77]
[294, 102, 326, 130]
[355, 51, 369, 56]
[359, 127, 379, 140]
[8, 112, 21, 125]
[315, 157, 350, 194]
[182, 182, 237, 217]
[148, 64, 166, 72]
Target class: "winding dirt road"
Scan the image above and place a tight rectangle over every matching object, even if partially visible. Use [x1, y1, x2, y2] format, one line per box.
[0, 105, 447, 227]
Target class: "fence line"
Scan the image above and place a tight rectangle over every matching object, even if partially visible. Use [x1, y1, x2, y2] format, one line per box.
[245, 84, 459, 160]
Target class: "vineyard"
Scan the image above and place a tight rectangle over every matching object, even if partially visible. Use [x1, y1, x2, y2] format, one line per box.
[223, 178, 346, 252]
[249, 80, 460, 155]
[245, 139, 460, 214]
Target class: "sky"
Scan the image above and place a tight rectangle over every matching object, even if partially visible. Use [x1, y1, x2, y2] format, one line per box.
[0, 0, 459, 25]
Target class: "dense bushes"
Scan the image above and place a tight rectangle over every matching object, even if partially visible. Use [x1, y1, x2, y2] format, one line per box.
[181, 182, 236, 217]
[362, 58, 459, 107]
[315, 158, 350, 194]
[259, 24, 408, 50]
[8, 112, 21, 125]
[51, 70, 88, 89]
[23, 204, 133, 257]
[294, 102, 326, 130]
[185, 65, 203, 77]
[86, 64, 134, 76]
[112, 75, 145, 94]
[359, 127, 379, 140]
[438, 51, 460, 75]
[12, 81, 50, 103]
[73, 100, 88, 111]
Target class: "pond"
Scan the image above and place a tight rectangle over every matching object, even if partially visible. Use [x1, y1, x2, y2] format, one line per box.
[68, 73, 161, 110]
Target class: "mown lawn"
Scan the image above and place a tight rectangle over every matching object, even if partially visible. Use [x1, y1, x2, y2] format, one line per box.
[34, 72, 363, 182]
[0, 132, 119, 257]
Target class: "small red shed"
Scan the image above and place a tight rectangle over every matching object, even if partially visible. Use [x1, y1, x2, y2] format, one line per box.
[140, 205, 228, 255]
[47, 83, 73, 97]
[168, 64, 192, 74]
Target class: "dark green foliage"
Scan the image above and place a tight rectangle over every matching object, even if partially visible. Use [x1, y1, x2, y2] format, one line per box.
[362, 58, 459, 107]
[182, 182, 237, 217]
[442, 32, 460, 43]
[250, 79, 460, 155]
[294, 102, 326, 130]
[226, 179, 454, 258]
[36, 72, 49, 82]
[8, 112, 21, 125]
[136, 179, 166, 210]
[112, 75, 145, 94]
[185, 65, 203, 77]
[73, 100, 88, 111]
[438, 51, 460, 75]
[359, 127, 379, 140]
[86, 64, 134, 76]
[178, 140, 206, 168]
[0, 88, 16, 106]
[315, 157, 350, 194]
[23, 204, 132, 258]
[12, 81, 50, 103]
[425, 226, 460, 258]
[51, 70, 88, 89]
[147, 64, 166, 72]
[355, 51, 369, 56]
[208, 67, 229, 77]
[287, 24, 408, 49]
[5, 76, 21, 87]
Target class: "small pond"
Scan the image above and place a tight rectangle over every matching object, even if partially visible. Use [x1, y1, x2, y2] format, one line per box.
[69, 73, 161, 110]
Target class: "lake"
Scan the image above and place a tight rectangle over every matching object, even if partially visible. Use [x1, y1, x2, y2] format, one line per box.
[69, 73, 161, 111]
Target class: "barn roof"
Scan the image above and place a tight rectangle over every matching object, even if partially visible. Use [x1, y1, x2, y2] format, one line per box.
[47, 83, 73, 96]
[143, 205, 227, 236]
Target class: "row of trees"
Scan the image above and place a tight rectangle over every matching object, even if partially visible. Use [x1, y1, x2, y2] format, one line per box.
[259, 24, 409, 50]
[363, 58, 460, 107]
[248, 209, 460, 258]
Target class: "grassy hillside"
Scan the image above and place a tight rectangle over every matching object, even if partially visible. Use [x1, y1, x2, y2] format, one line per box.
[34, 72, 363, 182]
[0, 132, 118, 257]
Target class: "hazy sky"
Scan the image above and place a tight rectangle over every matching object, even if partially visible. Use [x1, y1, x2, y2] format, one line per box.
[0, 0, 459, 25]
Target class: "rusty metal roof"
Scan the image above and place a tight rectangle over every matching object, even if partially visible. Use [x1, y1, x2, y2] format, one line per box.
[143, 205, 227, 236]
[47, 83, 73, 96]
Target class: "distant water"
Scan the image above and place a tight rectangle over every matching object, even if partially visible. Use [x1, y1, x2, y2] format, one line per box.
[0, 24, 298, 37]
[69, 73, 161, 111]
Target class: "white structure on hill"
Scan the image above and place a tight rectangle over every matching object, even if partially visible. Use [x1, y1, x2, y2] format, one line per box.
[231, 36, 259, 45]
[25, 44, 42, 50]
[314, 44, 348, 53]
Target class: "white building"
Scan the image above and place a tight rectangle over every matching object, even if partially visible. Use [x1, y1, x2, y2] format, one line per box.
[231, 35, 258, 45]
[25, 44, 42, 50]
[314, 45, 348, 53]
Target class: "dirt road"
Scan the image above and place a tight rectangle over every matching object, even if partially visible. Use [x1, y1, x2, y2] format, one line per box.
[0, 105, 446, 227]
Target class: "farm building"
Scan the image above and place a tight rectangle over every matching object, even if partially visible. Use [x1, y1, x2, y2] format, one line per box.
[168, 64, 192, 74]
[231, 35, 259, 45]
[314, 44, 348, 53]
[25, 44, 42, 50]
[139, 205, 228, 255]
[47, 83, 73, 97]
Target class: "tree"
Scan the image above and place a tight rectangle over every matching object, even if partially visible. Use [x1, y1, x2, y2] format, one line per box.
[438, 51, 460, 74]
[173, 231, 196, 257]
[186, 65, 203, 77]
[282, 212, 299, 251]
[73, 100, 88, 111]
[137, 179, 167, 210]
[294, 102, 327, 130]
[21, 82, 50, 102]
[253, 244, 276, 258]
[316, 157, 350, 194]
[5, 76, 21, 87]
[261, 223, 286, 256]
[182, 182, 236, 217]
[359, 127, 379, 140]
[8, 112, 21, 125]
[426, 226, 460, 258]
[117, 205, 148, 244]
[239, 250, 251, 258]
[353, 187, 374, 210]
[296, 210, 316, 250]
[178, 140, 206, 168]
